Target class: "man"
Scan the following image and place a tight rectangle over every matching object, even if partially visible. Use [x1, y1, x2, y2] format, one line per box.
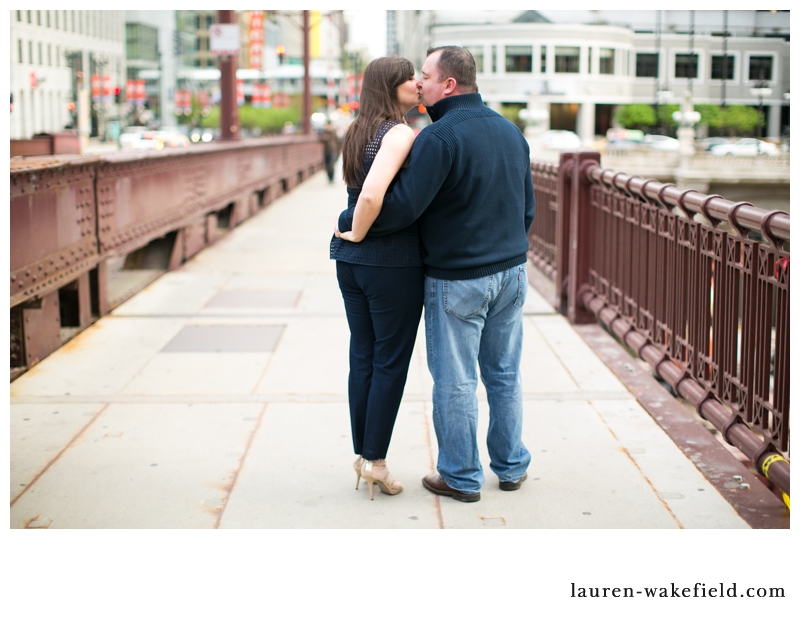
[319, 120, 341, 183]
[337, 46, 535, 502]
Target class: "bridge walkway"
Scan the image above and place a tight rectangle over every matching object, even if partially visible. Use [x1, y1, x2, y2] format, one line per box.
[9, 168, 764, 529]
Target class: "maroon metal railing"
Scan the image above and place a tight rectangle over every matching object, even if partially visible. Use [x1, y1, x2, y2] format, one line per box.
[528, 150, 789, 502]
[10, 136, 323, 376]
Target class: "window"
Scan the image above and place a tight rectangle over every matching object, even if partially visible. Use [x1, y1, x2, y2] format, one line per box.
[465, 46, 483, 73]
[636, 53, 658, 77]
[46, 10, 50, 27]
[27, 10, 32, 23]
[599, 48, 615, 75]
[587, 47, 592, 73]
[675, 53, 698, 79]
[195, 15, 201, 29]
[506, 45, 532, 72]
[491, 46, 497, 72]
[711, 55, 734, 80]
[17, 10, 21, 21]
[72, 11, 76, 32]
[56, 46, 60, 66]
[37, 10, 41, 25]
[55, 11, 58, 29]
[38, 42, 43, 65]
[18, 40, 23, 64]
[79, 10, 83, 34]
[28, 41, 33, 64]
[48, 44, 51, 66]
[540, 46, 547, 73]
[555, 46, 580, 73]
[749, 55, 773, 81]
[206, 15, 213, 29]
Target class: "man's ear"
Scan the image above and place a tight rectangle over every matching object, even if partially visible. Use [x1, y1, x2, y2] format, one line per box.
[443, 77, 458, 96]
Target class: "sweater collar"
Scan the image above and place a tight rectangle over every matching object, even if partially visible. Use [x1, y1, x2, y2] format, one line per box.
[427, 93, 484, 122]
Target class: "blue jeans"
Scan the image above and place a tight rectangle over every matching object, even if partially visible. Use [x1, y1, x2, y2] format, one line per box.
[425, 265, 531, 493]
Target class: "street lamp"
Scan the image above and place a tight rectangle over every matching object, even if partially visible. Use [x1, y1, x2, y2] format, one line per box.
[671, 91, 700, 156]
[750, 81, 772, 151]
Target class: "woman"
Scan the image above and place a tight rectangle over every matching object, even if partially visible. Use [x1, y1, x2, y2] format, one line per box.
[330, 56, 422, 500]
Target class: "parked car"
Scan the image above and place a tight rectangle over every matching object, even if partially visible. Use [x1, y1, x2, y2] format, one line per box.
[119, 126, 151, 149]
[537, 129, 581, 150]
[642, 134, 680, 151]
[698, 137, 731, 151]
[710, 138, 778, 156]
[152, 127, 190, 148]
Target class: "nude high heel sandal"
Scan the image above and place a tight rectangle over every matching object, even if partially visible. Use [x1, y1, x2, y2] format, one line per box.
[361, 460, 403, 500]
[353, 456, 365, 490]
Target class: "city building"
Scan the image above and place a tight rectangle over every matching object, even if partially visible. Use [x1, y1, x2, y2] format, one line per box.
[10, 10, 126, 140]
[125, 10, 177, 126]
[391, 10, 790, 143]
[171, 10, 348, 116]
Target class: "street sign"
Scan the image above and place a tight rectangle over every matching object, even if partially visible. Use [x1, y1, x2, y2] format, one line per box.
[209, 24, 241, 56]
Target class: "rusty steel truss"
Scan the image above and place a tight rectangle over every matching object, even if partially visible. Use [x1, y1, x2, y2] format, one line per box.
[527, 150, 789, 505]
[10, 137, 323, 375]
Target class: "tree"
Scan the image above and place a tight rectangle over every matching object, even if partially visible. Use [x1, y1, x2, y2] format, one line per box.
[200, 102, 301, 135]
[615, 104, 656, 130]
[656, 104, 679, 129]
[694, 104, 724, 131]
[721, 105, 759, 136]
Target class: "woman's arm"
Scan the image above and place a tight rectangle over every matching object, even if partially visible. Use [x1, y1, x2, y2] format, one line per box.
[338, 124, 415, 242]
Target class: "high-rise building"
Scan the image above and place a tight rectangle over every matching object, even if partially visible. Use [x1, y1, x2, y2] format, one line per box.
[393, 10, 790, 142]
[10, 10, 126, 140]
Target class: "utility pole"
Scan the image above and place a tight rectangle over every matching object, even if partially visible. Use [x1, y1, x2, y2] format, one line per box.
[218, 10, 240, 140]
[721, 10, 728, 108]
[303, 10, 311, 135]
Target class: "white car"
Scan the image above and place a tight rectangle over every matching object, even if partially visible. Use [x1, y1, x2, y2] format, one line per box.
[642, 134, 680, 151]
[537, 130, 582, 150]
[119, 126, 151, 149]
[711, 138, 778, 156]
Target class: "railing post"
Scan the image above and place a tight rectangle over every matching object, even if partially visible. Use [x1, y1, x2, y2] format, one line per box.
[555, 152, 573, 315]
[567, 149, 601, 324]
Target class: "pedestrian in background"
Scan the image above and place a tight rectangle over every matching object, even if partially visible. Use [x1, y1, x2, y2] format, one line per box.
[319, 120, 341, 183]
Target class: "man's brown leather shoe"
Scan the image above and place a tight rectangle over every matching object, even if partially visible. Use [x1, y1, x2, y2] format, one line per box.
[499, 473, 527, 491]
[422, 474, 480, 502]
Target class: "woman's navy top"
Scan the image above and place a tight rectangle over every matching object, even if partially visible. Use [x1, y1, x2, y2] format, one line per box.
[330, 120, 423, 267]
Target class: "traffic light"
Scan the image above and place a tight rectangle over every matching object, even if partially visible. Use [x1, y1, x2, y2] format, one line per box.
[67, 101, 76, 112]
[114, 85, 123, 104]
[276, 44, 285, 65]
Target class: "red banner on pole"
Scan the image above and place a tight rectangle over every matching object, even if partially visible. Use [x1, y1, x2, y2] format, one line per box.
[252, 83, 262, 108]
[126, 79, 135, 101]
[237, 80, 245, 106]
[249, 10, 264, 70]
[91, 74, 101, 101]
[102, 74, 112, 101]
[135, 79, 145, 105]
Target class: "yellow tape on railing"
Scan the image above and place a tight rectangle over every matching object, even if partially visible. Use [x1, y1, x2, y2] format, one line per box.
[761, 454, 786, 480]
[761, 454, 790, 510]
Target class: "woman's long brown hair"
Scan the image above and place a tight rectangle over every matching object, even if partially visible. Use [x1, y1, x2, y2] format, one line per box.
[341, 56, 415, 188]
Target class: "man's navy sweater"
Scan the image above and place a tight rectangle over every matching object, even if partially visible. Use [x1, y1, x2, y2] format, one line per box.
[338, 92, 535, 280]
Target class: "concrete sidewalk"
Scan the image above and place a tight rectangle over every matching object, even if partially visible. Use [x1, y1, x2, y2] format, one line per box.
[10, 169, 751, 529]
